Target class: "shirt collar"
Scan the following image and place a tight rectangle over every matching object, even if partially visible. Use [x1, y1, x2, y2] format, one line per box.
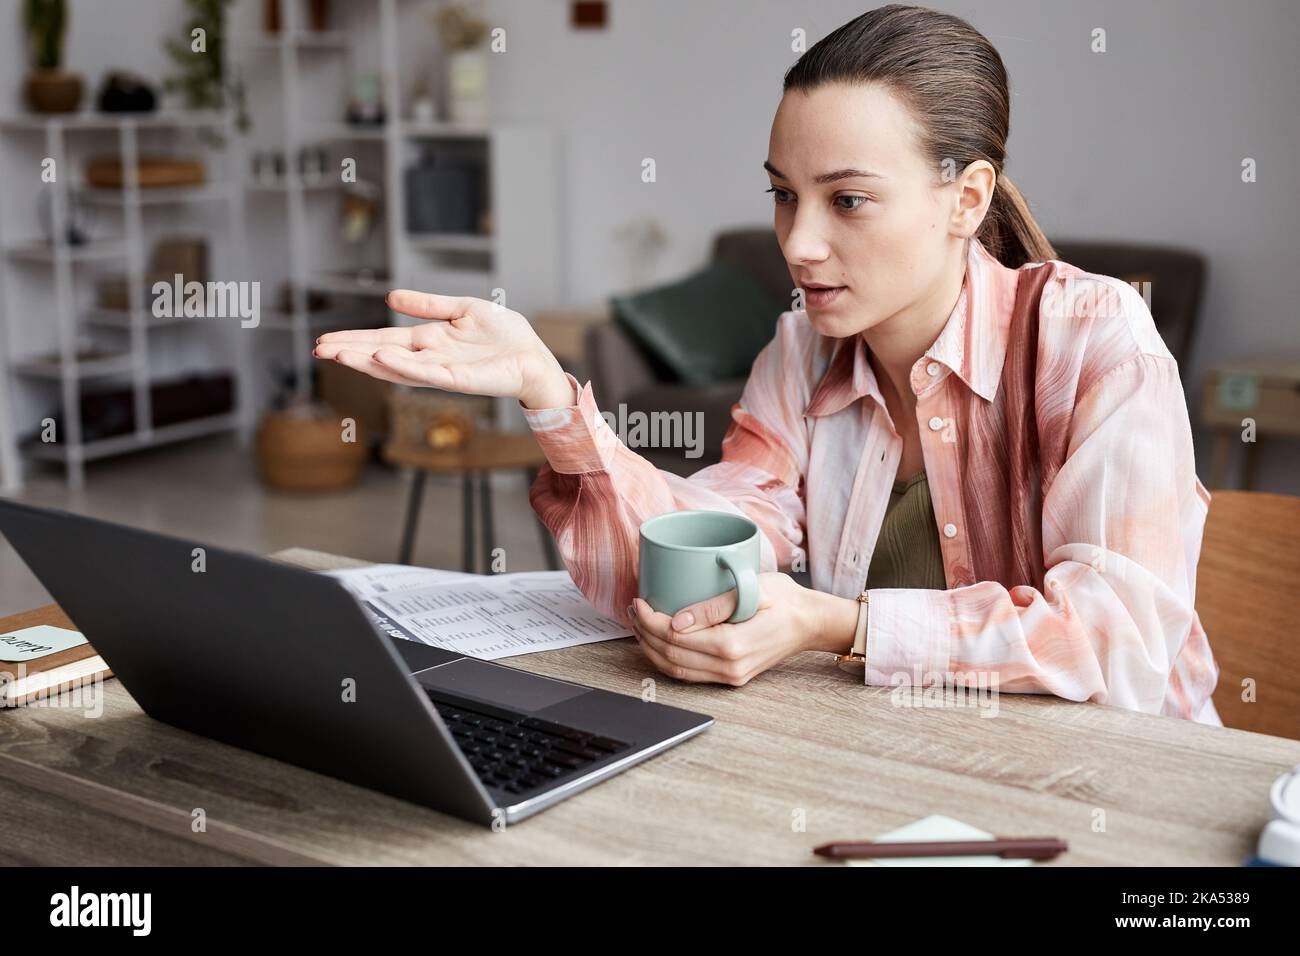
[804, 237, 1018, 418]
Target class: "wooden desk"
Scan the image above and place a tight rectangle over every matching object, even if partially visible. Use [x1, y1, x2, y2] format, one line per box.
[2, 547, 1297, 866]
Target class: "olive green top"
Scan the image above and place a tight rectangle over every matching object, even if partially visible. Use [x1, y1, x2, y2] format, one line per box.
[864, 471, 948, 590]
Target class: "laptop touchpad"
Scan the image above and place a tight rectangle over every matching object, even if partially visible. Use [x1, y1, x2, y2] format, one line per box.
[416, 659, 589, 713]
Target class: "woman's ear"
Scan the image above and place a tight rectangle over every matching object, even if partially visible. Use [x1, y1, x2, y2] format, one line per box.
[952, 160, 997, 237]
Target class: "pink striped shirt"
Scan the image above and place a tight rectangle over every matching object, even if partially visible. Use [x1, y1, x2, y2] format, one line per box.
[523, 237, 1221, 725]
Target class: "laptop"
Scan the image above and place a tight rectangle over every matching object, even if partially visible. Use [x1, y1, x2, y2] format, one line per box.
[0, 499, 713, 827]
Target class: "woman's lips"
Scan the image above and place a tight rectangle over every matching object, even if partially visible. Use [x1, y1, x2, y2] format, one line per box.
[805, 285, 846, 308]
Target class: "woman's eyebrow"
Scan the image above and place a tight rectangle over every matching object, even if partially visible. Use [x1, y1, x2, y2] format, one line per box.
[763, 160, 886, 184]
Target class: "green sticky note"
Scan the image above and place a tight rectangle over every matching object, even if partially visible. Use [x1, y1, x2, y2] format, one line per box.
[0, 625, 87, 663]
[1217, 371, 1259, 412]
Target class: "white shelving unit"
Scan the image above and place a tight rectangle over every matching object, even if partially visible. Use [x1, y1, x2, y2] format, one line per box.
[0, 109, 252, 490]
[236, 0, 561, 418]
[0, 0, 564, 493]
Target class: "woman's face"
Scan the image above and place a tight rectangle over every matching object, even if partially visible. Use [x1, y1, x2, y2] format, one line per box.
[766, 81, 969, 339]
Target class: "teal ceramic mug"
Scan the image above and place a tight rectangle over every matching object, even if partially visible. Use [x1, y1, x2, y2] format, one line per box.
[638, 510, 761, 623]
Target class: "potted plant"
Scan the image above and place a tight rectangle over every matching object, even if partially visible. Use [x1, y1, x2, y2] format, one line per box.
[434, 3, 490, 124]
[163, 0, 249, 133]
[23, 0, 83, 114]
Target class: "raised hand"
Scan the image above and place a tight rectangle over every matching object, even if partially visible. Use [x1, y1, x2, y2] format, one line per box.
[313, 290, 576, 409]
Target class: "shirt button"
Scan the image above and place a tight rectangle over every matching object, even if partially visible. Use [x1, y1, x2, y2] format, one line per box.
[926, 362, 941, 377]
[928, 416, 944, 431]
[943, 523, 958, 538]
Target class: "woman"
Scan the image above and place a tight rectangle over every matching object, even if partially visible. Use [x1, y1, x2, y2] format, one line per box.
[315, 5, 1220, 724]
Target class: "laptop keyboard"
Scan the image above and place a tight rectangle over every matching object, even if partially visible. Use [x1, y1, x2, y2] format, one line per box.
[426, 692, 632, 796]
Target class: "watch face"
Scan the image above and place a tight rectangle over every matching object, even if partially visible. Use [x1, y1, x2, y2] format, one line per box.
[836, 655, 866, 675]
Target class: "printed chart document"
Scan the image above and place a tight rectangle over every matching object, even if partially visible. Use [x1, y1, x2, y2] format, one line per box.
[325, 563, 477, 600]
[325, 564, 632, 660]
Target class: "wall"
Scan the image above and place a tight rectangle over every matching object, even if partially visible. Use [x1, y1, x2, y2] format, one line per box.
[1, 0, 1295, 490]
[482, 0, 1300, 492]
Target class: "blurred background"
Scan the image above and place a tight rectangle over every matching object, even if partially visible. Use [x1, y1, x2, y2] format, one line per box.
[1, 0, 1297, 613]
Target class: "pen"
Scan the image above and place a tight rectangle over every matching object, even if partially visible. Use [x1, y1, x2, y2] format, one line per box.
[813, 837, 1068, 861]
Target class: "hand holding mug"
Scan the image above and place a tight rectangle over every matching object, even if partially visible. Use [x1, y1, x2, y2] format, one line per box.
[630, 510, 854, 685]
[627, 573, 839, 686]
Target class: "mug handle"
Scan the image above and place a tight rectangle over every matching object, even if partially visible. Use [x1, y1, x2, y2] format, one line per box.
[716, 552, 759, 623]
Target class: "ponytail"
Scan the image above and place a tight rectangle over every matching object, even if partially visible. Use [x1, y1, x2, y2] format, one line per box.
[979, 173, 1057, 269]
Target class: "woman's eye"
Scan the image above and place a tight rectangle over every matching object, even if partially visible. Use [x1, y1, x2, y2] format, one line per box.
[766, 188, 868, 211]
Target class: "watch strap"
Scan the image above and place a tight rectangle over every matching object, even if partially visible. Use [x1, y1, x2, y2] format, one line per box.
[835, 591, 869, 673]
[851, 591, 869, 656]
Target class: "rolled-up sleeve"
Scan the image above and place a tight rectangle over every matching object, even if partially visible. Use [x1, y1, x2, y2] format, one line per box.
[521, 314, 814, 627]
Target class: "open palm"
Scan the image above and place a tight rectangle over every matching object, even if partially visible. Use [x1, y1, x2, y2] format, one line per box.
[313, 290, 560, 402]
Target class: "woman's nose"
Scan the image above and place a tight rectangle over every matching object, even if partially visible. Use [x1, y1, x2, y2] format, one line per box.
[781, 209, 831, 265]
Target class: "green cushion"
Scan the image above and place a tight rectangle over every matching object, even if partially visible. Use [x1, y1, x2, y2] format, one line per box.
[609, 260, 783, 385]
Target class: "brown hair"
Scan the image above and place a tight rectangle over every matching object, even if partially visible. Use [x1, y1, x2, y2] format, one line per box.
[783, 4, 1056, 269]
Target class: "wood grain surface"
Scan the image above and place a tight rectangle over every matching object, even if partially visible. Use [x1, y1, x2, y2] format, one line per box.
[1, 547, 1295, 866]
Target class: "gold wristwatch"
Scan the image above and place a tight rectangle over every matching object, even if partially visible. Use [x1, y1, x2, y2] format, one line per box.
[834, 591, 869, 673]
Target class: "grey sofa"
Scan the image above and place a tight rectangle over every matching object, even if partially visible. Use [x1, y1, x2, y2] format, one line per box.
[583, 228, 791, 476]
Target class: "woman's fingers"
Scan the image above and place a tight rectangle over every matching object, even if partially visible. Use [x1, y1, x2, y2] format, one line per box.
[315, 326, 415, 347]
[332, 349, 424, 386]
[313, 339, 396, 360]
[630, 596, 744, 674]
[634, 624, 736, 682]
[371, 346, 456, 389]
[386, 289, 479, 322]
[631, 620, 733, 684]
[670, 589, 738, 634]
[318, 338, 516, 397]
[630, 598, 675, 640]
[631, 596, 743, 660]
